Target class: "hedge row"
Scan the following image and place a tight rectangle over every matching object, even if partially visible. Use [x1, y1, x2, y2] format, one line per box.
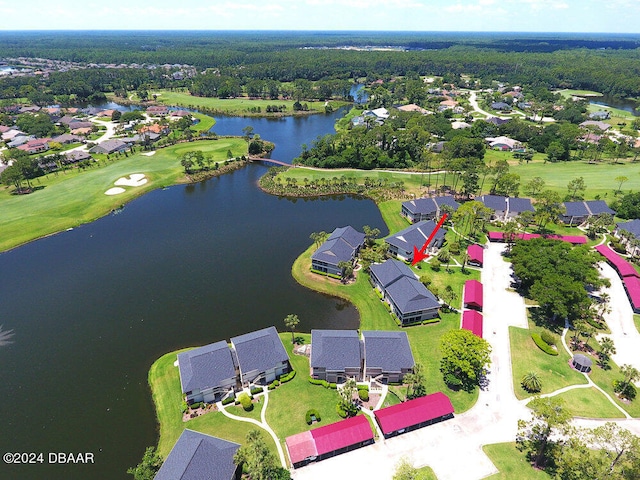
[305, 409, 322, 425]
[250, 386, 264, 395]
[540, 330, 558, 346]
[268, 380, 280, 390]
[279, 370, 296, 383]
[308, 378, 337, 389]
[531, 333, 559, 356]
[310, 269, 342, 280]
[189, 402, 203, 410]
[221, 396, 235, 406]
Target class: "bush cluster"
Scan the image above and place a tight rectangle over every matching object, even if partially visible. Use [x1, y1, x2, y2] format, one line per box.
[444, 373, 463, 389]
[531, 333, 559, 356]
[540, 330, 557, 346]
[189, 402, 202, 410]
[221, 396, 235, 406]
[336, 404, 348, 418]
[358, 389, 369, 401]
[238, 393, 253, 411]
[250, 386, 263, 395]
[308, 377, 337, 389]
[279, 370, 296, 383]
[305, 409, 322, 425]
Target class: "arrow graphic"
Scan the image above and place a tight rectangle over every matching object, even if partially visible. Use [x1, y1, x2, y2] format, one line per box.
[411, 213, 448, 266]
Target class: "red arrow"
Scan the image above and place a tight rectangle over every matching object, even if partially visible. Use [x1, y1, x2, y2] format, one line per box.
[411, 213, 448, 266]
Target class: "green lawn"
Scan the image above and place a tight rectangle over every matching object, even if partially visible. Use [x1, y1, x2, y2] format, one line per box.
[551, 387, 626, 419]
[191, 112, 216, 132]
[557, 89, 603, 98]
[225, 395, 265, 422]
[509, 326, 587, 400]
[152, 90, 346, 116]
[416, 465, 438, 480]
[378, 199, 410, 234]
[483, 442, 552, 480]
[0, 138, 247, 252]
[148, 350, 278, 459]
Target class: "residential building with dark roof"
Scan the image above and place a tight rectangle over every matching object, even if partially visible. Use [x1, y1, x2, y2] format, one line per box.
[155, 429, 240, 480]
[490, 102, 512, 112]
[63, 150, 92, 164]
[89, 139, 129, 155]
[561, 200, 615, 225]
[231, 326, 290, 386]
[374, 392, 454, 438]
[362, 330, 414, 383]
[385, 220, 446, 262]
[369, 259, 440, 325]
[616, 220, 640, 256]
[506, 197, 534, 218]
[286, 415, 374, 469]
[310, 330, 363, 383]
[476, 195, 508, 219]
[311, 226, 365, 277]
[177, 340, 237, 404]
[401, 195, 459, 223]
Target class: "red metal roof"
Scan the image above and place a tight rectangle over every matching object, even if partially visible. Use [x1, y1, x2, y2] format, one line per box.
[374, 392, 454, 434]
[285, 431, 317, 466]
[623, 276, 640, 311]
[311, 415, 373, 456]
[595, 244, 640, 278]
[467, 244, 484, 264]
[462, 310, 483, 338]
[464, 279, 483, 307]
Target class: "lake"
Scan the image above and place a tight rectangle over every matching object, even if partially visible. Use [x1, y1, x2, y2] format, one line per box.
[0, 109, 387, 479]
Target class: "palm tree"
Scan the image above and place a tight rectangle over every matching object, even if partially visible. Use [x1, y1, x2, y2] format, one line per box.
[598, 337, 616, 368]
[521, 371, 542, 393]
[283, 314, 300, 344]
[619, 364, 640, 393]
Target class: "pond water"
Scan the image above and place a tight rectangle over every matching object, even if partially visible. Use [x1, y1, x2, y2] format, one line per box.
[590, 95, 639, 116]
[0, 108, 387, 479]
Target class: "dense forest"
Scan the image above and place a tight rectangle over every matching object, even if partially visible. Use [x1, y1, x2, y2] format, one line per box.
[2, 32, 640, 97]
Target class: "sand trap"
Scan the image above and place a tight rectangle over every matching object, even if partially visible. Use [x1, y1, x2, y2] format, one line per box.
[142, 151, 156, 156]
[115, 173, 148, 187]
[105, 187, 126, 195]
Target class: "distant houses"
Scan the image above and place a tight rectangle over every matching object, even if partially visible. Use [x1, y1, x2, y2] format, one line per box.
[476, 195, 533, 221]
[401, 195, 459, 223]
[89, 139, 129, 155]
[155, 429, 240, 480]
[385, 220, 446, 262]
[561, 200, 615, 226]
[370, 259, 440, 325]
[311, 226, 365, 277]
[484, 136, 521, 151]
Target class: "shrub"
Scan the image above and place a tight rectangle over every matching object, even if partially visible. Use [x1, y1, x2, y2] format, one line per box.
[250, 386, 263, 395]
[444, 373, 463, 389]
[305, 409, 321, 424]
[181, 401, 189, 413]
[449, 242, 461, 255]
[268, 382, 277, 390]
[336, 404, 348, 418]
[308, 378, 324, 386]
[221, 396, 235, 406]
[190, 402, 202, 410]
[420, 274, 432, 287]
[328, 383, 337, 389]
[540, 330, 557, 346]
[587, 318, 604, 330]
[238, 393, 253, 411]
[531, 333, 559, 356]
[358, 390, 369, 401]
[357, 384, 369, 392]
[430, 259, 441, 271]
[521, 371, 542, 393]
[279, 370, 296, 383]
[613, 380, 637, 400]
[273, 380, 280, 387]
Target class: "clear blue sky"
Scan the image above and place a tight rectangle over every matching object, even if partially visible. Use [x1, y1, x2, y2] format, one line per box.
[0, 0, 638, 33]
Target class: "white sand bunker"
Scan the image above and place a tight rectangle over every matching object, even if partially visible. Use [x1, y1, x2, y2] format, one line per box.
[105, 187, 126, 195]
[142, 151, 156, 157]
[115, 173, 148, 187]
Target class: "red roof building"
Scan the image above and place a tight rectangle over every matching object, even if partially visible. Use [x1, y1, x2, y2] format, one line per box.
[374, 392, 454, 438]
[467, 244, 484, 267]
[464, 279, 483, 311]
[595, 244, 640, 279]
[285, 415, 374, 468]
[462, 310, 483, 338]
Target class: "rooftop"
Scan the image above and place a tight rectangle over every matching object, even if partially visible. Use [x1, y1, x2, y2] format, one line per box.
[177, 340, 236, 394]
[362, 330, 414, 373]
[310, 330, 362, 371]
[231, 326, 289, 376]
[374, 392, 454, 434]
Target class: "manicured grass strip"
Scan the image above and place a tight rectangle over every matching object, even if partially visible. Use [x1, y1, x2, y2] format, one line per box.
[266, 333, 343, 441]
[551, 386, 626, 419]
[378, 199, 409, 234]
[483, 442, 552, 479]
[148, 349, 278, 460]
[190, 112, 216, 132]
[0, 139, 247, 252]
[509, 326, 588, 400]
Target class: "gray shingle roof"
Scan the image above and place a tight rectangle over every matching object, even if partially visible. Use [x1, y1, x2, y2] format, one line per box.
[363, 331, 414, 373]
[617, 219, 640, 239]
[385, 275, 440, 315]
[563, 201, 590, 217]
[310, 330, 362, 370]
[402, 198, 437, 216]
[155, 429, 239, 480]
[311, 226, 365, 267]
[477, 195, 507, 212]
[231, 326, 289, 376]
[434, 195, 460, 212]
[508, 197, 534, 213]
[177, 341, 236, 394]
[585, 200, 615, 216]
[385, 220, 446, 253]
[370, 259, 411, 289]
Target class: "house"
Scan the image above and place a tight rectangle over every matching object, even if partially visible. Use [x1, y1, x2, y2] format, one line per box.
[485, 136, 521, 151]
[397, 104, 431, 115]
[467, 244, 484, 267]
[310, 330, 363, 383]
[140, 123, 169, 135]
[89, 139, 129, 155]
[97, 109, 115, 118]
[63, 150, 92, 164]
[463, 279, 483, 311]
[369, 259, 440, 325]
[486, 117, 510, 126]
[68, 121, 95, 130]
[52, 133, 82, 144]
[462, 310, 483, 338]
[589, 110, 610, 120]
[311, 226, 365, 277]
[561, 200, 616, 225]
[362, 107, 389, 120]
[155, 429, 241, 480]
[476, 195, 508, 219]
[451, 121, 471, 129]
[231, 326, 290, 386]
[579, 120, 610, 131]
[491, 102, 512, 112]
[616, 219, 640, 255]
[362, 330, 414, 383]
[17, 138, 50, 154]
[506, 197, 534, 219]
[70, 127, 93, 136]
[177, 340, 237, 404]
[7, 135, 33, 148]
[374, 392, 454, 438]
[2, 128, 25, 141]
[385, 220, 447, 262]
[286, 415, 374, 469]
[146, 105, 169, 116]
[401, 195, 459, 223]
